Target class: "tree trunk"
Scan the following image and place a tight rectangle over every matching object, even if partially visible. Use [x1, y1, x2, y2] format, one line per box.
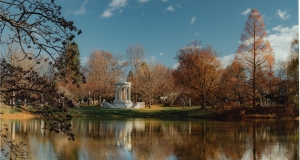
[253, 60, 256, 114]
[99, 95, 102, 108]
[201, 94, 205, 109]
[148, 96, 151, 109]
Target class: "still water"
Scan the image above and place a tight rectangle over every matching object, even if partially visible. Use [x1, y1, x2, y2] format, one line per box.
[0, 118, 298, 160]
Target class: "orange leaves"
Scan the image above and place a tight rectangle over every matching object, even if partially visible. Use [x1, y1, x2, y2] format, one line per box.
[174, 42, 221, 107]
[237, 8, 274, 72]
[236, 8, 275, 108]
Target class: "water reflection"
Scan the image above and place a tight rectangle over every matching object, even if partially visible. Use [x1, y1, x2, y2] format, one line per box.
[0, 118, 298, 160]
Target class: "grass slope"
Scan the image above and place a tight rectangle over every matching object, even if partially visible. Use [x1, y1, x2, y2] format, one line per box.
[68, 105, 212, 118]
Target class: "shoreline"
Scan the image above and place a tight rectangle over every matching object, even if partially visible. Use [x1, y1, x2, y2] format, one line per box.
[0, 105, 298, 121]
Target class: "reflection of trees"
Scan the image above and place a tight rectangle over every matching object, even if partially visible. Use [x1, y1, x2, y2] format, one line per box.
[1, 118, 298, 159]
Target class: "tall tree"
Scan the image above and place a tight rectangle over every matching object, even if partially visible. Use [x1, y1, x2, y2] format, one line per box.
[126, 45, 145, 102]
[164, 69, 182, 107]
[230, 60, 248, 101]
[287, 34, 299, 105]
[59, 42, 82, 84]
[236, 8, 274, 110]
[83, 50, 127, 104]
[175, 42, 221, 108]
[218, 60, 249, 104]
[136, 61, 169, 108]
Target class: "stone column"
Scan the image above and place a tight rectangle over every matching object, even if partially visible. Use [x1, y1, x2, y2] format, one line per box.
[118, 86, 122, 100]
[127, 87, 129, 100]
[129, 87, 131, 101]
[126, 87, 129, 101]
[124, 86, 127, 101]
[123, 87, 126, 101]
[123, 87, 125, 100]
[119, 87, 122, 100]
[126, 87, 129, 100]
[120, 87, 124, 101]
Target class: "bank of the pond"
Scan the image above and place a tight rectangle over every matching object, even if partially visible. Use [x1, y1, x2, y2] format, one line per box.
[68, 105, 299, 120]
[68, 105, 213, 118]
[0, 105, 39, 119]
[1, 104, 298, 120]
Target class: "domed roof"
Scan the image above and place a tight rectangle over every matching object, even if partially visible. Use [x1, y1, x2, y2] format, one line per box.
[114, 81, 131, 85]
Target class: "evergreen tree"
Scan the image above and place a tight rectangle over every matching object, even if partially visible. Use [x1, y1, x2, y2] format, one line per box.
[59, 42, 82, 84]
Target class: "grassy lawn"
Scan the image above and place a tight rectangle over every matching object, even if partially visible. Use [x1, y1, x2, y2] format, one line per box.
[0, 105, 22, 114]
[3, 103, 295, 120]
[1, 103, 213, 119]
[68, 105, 213, 118]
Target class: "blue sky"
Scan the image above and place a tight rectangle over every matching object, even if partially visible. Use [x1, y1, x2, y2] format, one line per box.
[57, 0, 298, 69]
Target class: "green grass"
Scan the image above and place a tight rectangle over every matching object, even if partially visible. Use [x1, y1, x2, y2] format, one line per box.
[0, 105, 20, 114]
[68, 105, 213, 118]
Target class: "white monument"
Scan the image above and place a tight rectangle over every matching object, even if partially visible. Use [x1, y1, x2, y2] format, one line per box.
[113, 82, 133, 108]
[102, 81, 145, 109]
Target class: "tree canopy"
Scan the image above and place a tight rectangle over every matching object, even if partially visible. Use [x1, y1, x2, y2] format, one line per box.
[174, 42, 221, 108]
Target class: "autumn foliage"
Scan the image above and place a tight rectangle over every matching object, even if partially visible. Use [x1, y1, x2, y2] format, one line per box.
[236, 8, 275, 110]
[174, 42, 221, 108]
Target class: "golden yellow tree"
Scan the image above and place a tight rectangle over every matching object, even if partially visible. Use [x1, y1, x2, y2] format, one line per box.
[83, 50, 127, 105]
[236, 8, 274, 110]
[175, 42, 221, 108]
[136, 61, 169, 108]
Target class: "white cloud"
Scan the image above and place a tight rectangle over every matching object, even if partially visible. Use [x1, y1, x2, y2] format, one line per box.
[138, 0, 149, 3]
[80, 57, 89, 66]
[267, 25, 298, 69]
[101, 0, 128, 18]
[165, 5, 174, 12]
[74, 0, 89, 15]
[276, 9, 290, 20]
[161, 0, 168, 2]
[101, 9, 114, 18]
[109, 0, 127, 8]
[189, 16, 196, 25]
[159, 52, 163, 56]
[194, 32, 199, 36]
[219, 54, 235, 68]
[172, 62, 179, 69]
[241, 8, 251, 15]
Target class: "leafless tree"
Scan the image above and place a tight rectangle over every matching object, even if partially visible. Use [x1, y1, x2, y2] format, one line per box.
[82, 50, 127, 105]
[126, 45, 145, 102]
[0, 0, 81, 61]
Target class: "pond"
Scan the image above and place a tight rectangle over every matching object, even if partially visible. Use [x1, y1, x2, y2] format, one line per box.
[0, 118, 298, 160]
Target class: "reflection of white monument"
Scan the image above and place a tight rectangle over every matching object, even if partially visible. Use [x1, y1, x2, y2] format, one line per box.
[103, 81, 145, 109]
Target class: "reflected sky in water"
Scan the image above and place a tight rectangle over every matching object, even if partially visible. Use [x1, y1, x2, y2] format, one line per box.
[0, 118, 298, 160]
